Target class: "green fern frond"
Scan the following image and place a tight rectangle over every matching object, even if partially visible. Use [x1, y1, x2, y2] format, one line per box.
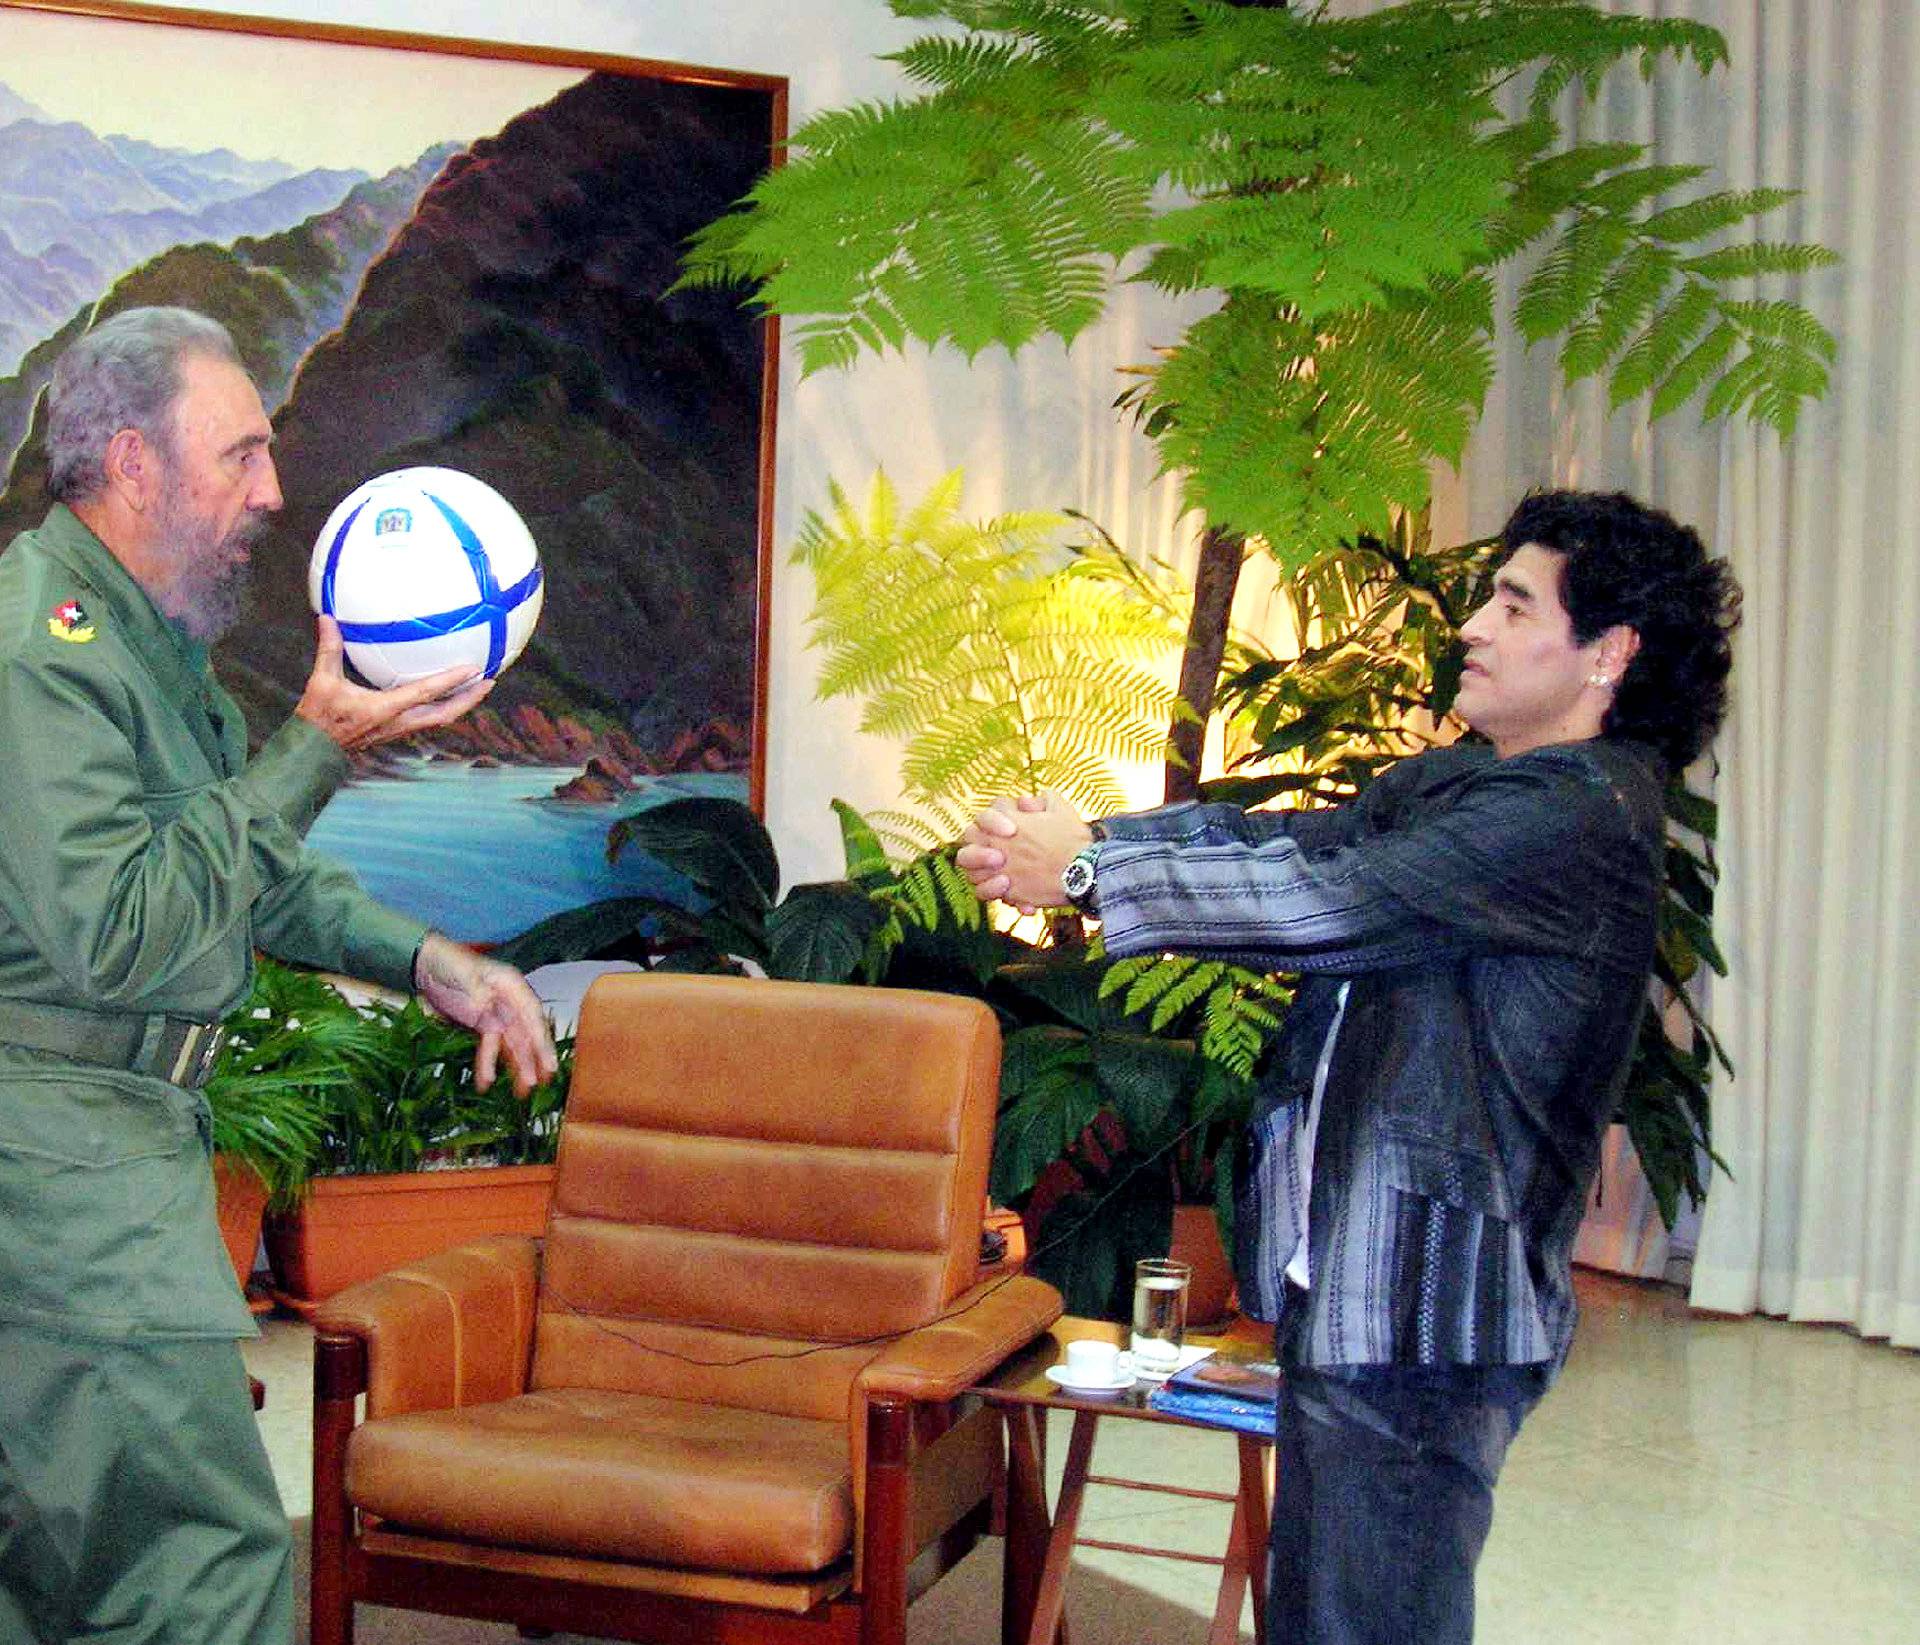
[1649, 321, 1739, 420]
[1717, 298, 1837, 361]
[697, 0, 1834, 595]
[1561, 242, 1679, 381]
[1700, 341, 1829, 433]
[1607, 280, 1716, 406]
[864, 805, 957, 859]
[878, 848, 985, 936]
[1516, 214, 1635, 339]
[1680, 242, 1843, 281]
[886, 31, 1028, 90]
[798, 468, 1186, 826]
[1574, 162, 1710, 216]
[1640, 187, 1799, 242]
[1099, 952, 1288, 1078]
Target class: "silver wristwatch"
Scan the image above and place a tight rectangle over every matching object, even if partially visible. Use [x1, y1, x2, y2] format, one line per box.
[1060, 841, 1101, 912]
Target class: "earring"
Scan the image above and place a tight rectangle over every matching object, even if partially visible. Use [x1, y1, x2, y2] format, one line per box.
[1588, 672, 1613, 689]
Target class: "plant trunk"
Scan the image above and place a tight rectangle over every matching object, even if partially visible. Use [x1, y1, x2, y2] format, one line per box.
[1163, 523, 1246, 802]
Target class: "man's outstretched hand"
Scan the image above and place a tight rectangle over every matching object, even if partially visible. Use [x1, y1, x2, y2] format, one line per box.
[296, 615, 493, 752]
[413, 933, 558, 1097]
[957, 789, 1095, 912]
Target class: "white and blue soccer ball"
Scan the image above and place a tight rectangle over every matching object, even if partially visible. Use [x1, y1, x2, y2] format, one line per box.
[309, 466, 544, 690]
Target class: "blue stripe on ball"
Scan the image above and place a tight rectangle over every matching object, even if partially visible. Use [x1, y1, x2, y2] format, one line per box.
[334, 566, 543, 675]
[326, 483, 541, 680]
[319, 496, 373, 617]
[424, 488, 504, 674]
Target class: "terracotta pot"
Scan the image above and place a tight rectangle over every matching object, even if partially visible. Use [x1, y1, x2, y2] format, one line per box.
[1169, 1202, 1236, 1330]
[213, 1154, 270, 1295]
[265, 1163, 556, 1308]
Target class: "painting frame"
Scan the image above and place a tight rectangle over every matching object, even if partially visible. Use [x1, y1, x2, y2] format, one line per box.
[0, 0, 785, 942]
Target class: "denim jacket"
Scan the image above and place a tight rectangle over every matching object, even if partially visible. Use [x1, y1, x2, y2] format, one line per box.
[1095, 738, 1666, 1371]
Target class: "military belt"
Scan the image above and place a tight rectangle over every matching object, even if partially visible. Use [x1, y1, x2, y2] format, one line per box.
[0, 997, 227, 1090]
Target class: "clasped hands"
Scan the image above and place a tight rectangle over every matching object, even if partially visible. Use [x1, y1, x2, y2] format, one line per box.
[957, 790, 1095, 914]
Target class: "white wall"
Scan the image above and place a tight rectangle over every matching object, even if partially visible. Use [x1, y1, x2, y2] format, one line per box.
[167, 0, 1212, 883]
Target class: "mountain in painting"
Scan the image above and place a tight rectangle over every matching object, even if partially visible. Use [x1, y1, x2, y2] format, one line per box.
[0, 144, 455, 532]
[0, 82, 49, 127]
[0, 224, 79, 378]
[209, 70, 769, 767]
[0, 92, 370, 374]
[104, 134, 301, 212]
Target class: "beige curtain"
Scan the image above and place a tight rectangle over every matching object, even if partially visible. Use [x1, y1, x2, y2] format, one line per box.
[1436, 1, 1920, 1346]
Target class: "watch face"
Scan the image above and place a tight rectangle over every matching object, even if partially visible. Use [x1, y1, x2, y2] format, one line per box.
[1062, 853, 1096, 902]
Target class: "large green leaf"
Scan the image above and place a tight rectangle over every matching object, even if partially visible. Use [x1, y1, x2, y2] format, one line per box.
[607, 797, 779, 913]
[490, 895, 700, 971]
[765, 882, 885, 983]
[1091, 1031, 1200, 1151]
[1026, 1161, 1175, 1322]
[831, 798, 895, 888]
[996, 956, 1117, 1033]
[990, 1026, 1099, 1203]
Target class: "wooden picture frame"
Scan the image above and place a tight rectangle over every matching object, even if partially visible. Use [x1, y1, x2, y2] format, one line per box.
[0, 0, 782, 944]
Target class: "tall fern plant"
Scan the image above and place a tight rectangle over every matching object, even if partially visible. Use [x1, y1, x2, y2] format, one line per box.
[680, 0, 1836, 795]
[794, 469, 1191, 844]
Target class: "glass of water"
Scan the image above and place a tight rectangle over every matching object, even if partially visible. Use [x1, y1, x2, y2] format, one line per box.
[1130, 1257, 1191, 1380]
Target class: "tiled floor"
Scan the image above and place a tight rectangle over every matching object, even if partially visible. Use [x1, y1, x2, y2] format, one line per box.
[245, 1270, 1920, 1643]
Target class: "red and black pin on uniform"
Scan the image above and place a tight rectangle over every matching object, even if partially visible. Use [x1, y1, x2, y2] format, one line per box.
[48, 598, 95, 643]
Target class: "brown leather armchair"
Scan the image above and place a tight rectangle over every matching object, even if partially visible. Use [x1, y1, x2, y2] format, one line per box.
[308, 972, 1062, 1645]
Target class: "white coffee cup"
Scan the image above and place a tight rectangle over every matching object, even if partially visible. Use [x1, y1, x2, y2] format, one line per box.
[1063, 1339, 1123, 1385]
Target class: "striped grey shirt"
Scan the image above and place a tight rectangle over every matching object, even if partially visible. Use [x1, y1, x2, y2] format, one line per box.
[1094, 739, 1665, 1370]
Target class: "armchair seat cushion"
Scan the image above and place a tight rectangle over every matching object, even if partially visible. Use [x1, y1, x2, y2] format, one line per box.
[346, 1387, 853, 1575]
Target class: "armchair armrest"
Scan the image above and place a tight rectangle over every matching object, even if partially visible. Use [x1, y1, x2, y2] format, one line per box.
[856, 1274, 1063, 1404]
[310, 1234, 542, 1419]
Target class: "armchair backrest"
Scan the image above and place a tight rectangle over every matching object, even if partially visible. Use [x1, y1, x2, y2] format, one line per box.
[530, 973, 1001, 1423]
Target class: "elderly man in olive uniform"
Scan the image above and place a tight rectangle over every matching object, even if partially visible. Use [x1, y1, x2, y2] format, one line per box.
[0, 307, 557, 1644]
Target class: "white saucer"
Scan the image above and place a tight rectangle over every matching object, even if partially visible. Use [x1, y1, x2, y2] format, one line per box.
[1046, 1363, 1136, 1394]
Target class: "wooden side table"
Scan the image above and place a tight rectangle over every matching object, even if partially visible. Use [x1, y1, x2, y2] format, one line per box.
[970, 1319, 1273, 1645]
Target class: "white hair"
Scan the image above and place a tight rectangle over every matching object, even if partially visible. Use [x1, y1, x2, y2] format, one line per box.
[46, 307, 241, 503]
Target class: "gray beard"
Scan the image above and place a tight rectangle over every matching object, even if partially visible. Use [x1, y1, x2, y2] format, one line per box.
[171, 555, 253, 645]
[153, 503, 265, 645]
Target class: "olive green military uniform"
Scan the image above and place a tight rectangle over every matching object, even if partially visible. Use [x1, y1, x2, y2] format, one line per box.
[0, 506, 427, 1643]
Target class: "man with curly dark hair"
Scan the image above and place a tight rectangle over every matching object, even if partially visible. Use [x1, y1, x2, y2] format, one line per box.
[959, 488, 1740, 1645]
[1489, 488, 1737, 771]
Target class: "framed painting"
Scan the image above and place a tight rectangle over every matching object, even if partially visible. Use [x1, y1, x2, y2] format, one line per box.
[0, 0, 781, 944]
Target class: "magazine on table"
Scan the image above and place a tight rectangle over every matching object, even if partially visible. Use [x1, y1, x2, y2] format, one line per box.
[1146, 1355, 1282, 1435]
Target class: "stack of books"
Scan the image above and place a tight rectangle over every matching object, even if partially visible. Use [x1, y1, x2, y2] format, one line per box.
[1146, 1355, 1281, 1435]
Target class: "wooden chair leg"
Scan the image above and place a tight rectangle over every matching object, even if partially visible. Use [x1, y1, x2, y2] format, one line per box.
[860, 1397, 913, 1645]
[309, 1334, 365, 1645]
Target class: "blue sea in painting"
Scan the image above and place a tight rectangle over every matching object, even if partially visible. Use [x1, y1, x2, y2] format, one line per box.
[304, 758, 746, 944]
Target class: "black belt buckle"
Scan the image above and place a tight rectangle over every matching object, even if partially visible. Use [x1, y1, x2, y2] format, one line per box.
[165, 1021, 227, 1090]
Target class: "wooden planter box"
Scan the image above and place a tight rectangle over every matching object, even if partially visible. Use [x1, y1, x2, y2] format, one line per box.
[1169, 1202, 1236, 1331]
[213, 1153, 270, 1298]
[265, 1163, 555, 1311]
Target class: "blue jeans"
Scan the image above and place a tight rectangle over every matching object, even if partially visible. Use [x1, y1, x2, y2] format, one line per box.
[1269, 1310, 1547, 1644]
